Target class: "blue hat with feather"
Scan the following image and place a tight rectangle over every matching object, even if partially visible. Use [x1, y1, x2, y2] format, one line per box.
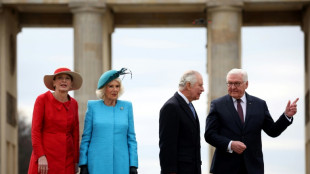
[97, 68, 132, 89]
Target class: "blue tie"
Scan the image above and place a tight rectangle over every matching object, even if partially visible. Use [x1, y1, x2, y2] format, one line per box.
[188, 103, 196, 119]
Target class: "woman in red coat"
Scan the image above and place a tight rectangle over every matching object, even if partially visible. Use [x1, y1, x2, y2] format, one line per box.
[28, 67, 83, 174]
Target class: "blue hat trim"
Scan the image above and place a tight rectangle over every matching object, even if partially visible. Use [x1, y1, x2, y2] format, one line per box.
[97, 68, 131, 89]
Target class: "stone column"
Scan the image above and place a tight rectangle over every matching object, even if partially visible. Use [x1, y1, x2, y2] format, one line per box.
[0, 6, 19, 174]
[102, 8, 114, 72]
[0, 3, 2, 172]
[206, 0, 243, 170]
[69, 1, 105, 132]
[302, 5, 310, 174]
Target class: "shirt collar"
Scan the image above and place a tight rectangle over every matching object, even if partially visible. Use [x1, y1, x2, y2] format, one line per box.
[177, 91, 190, 104]
[47, 91, 71, 110]
[232, 94, 246, 103]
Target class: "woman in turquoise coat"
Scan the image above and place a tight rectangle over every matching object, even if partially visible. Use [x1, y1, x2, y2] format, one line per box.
[79, 68, 138, 174]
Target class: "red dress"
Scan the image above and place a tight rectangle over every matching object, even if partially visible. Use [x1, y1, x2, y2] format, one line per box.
[28, 91, 79, 174]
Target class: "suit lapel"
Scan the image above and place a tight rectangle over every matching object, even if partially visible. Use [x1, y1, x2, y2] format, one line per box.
[174, 92, 198, 127]
[244, 93, 254, 129]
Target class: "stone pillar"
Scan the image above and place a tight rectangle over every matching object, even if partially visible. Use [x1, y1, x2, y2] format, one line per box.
[102, 8, 114, 72]
[69, 1, 105, 132]
[302, 5, 310, 174]
[206, 0, 243, 171]
[0, 4, 2, 172]
[0, 6, 19, 174]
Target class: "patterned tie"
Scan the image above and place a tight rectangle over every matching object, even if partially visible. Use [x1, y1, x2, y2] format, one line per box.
[188, 103, 196, 119]
[237, 99, 244, 123]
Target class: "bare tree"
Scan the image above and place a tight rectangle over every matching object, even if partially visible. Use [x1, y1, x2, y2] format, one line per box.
[18, 112, 32, 174]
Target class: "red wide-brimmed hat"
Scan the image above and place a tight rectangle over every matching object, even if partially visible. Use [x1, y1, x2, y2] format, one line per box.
[44, 67, 83, 91]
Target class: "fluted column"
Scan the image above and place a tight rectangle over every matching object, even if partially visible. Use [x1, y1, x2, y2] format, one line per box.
[69, 1, 105, 132]
[206, 1, 243, 171]
[0, 5, 19, 174]
[302, 5, 310, 174]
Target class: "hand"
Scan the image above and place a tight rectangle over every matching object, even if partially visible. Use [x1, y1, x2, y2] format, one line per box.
[285, 98, 299, 117]
[38, 156, 48, 174]
[75, 163, 79, 173]
[130, 166, 138, 174]
[231, 141, 246, 154]
[80, 165, 89, 174]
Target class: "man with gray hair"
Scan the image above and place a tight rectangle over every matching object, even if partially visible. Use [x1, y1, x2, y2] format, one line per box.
[205, 68, 299, 174]
[159, 70, 204, 174]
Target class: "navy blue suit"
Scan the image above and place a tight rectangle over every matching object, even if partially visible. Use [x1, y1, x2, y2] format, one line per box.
[159, 92, 201, 174]
[205, 93, 292, 174]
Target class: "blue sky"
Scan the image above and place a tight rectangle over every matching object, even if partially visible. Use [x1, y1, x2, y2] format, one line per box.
[18, 26, 304, 174]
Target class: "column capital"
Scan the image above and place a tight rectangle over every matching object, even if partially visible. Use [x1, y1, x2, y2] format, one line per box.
[207, 0, 244, 9]
[69, 1, 106, 13]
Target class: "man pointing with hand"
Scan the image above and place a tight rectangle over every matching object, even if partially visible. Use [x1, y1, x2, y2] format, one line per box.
[204, 68, 298, 174]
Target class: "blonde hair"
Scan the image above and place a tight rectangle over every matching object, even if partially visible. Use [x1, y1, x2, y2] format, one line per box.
[96, 78, 124, 100]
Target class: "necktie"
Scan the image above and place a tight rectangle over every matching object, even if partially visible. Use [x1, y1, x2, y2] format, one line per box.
[188, 103, 196, 119]
[237, 99, 244, 123]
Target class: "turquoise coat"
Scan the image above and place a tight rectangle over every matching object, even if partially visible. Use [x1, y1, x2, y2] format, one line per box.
[79, 100, 138, 174]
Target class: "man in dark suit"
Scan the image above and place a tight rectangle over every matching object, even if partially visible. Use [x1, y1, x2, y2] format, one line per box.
[204, 68, 299, 174]
[159, 70, 204, 174]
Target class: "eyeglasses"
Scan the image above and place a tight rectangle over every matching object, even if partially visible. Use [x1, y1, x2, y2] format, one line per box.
[226, 82, 244, 87]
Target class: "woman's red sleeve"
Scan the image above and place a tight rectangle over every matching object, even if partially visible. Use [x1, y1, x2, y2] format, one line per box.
[31, 95, 45, 160]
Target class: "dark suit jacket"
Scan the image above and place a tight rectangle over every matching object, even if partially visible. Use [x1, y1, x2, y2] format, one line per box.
[159, 92, 202, 174]
[204, 93, 292, 174]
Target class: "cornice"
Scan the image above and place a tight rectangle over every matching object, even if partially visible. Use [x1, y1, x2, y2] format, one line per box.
[69, 1, 106, 13]
[207, 0, 244, 8]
